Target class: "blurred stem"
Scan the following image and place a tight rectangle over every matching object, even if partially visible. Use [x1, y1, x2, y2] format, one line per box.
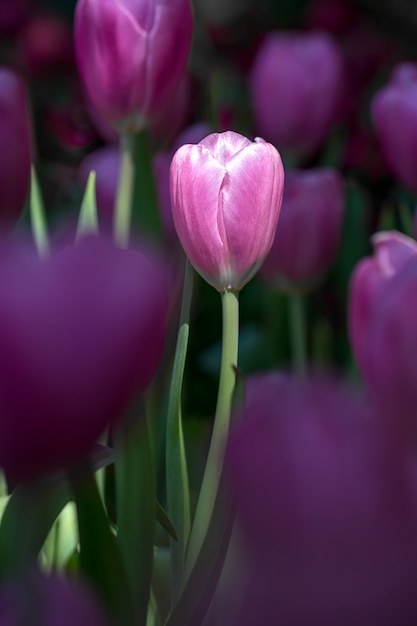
[132, 129, 162, 240]
[115, 402, 156, 625]
[165, 259, 193, 601]
[288, 290, 307, 375]
[114, 132, 136, 247]
[30, 166, 49, 257]
[185, 289, 239, 578]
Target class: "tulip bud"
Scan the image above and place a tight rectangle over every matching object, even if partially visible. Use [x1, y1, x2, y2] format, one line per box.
[74, 0, 193, 133]
[260, 168, 344, 290]
[371, 62, 417, 194]
[248, 31, 343, 158]
[0, 68, 32, 230]
[170, 130, 284, 292]
[348, 230, 417, 380]
[224, 373, 417, 625]
[0, 234, 168, 481]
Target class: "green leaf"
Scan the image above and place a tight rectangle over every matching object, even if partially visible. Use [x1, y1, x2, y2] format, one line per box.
[71, 466, 135, 626]
[76, 170, 99, 240]
[0, 476, 70, 578]
[156, 501, 178, 542]
[30, 166, 50, 257]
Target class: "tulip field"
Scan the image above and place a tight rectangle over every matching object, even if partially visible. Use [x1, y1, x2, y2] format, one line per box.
[0, 0, 416, 624]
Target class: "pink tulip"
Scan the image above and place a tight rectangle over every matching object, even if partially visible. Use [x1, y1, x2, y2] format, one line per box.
[224, 372, 417, 625]
[248, 31, 343, 159]
[170, 130, 284, 291]
[0, 68, 32, 230]
[74, 0, 193, 132]
[348, 230, 417, 381]
[0, 234, 168, 481]
[371, 63, 417, 194]
[260, 168, 344, 289]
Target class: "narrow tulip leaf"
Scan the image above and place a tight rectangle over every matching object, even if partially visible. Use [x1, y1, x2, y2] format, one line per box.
[165, 473, 234, 626]
[156, 500, 178, 542]
[71, 466, 135, 626]
[114, 402, 156, 625]
[0, 477, 70, 579]
[165, 259, 192, 599]
[76, 170, 99, 240]
[30, 166, 50, 257]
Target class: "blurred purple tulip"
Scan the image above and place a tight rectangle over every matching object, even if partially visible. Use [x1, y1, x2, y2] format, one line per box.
[78, 146, 119, 229]
[0, 569, 111, 626]
[371, 63, 417, 194]
[0, 68, 32, 230]
[361, 251, 417, 440]
[0, 234, 168, 481]
[260, 168, 344, 289]
[348, 230, 417, 381]
[74, 0, 193, 132]
[248, 31, 343, 159]
[170, 130, 284, 292]
[224, 372, 417, 626]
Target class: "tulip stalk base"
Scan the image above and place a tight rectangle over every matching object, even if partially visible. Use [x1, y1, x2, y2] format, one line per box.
[185, 288, 239, 578]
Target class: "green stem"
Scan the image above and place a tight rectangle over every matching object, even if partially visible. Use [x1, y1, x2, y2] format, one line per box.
[115, 404, 156, 625]
[288, 290, 307, 375]
[114, 132, 136, 248]
[165, 260, 193, 601]
[185, 289, 239, 578]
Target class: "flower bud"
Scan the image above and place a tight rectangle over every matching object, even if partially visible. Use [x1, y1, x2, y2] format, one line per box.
[371, 62, 417, 194]
[348, 230, 417, 380]
[248, 31, 343, 158]
[0, 68, 32, 230]
[260, 168, 344, 289]
[0, 234, 168, 481]
[74, 0, 193, 132]
[170, 130, 284, 292]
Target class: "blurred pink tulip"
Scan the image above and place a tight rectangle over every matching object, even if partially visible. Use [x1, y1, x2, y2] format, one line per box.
[224, 372, 417, 625]
[260, 168, 344, 289]
[371, 63, 417, 194]
[16, 14, 74, 76]
[170, 131, 284, 291]
[249, 31, 343, 159]
[0, 68, 32, 230]
[74, 0, 193, 132]
[0, 234, 168, 481]
[348, 230, 417, 380]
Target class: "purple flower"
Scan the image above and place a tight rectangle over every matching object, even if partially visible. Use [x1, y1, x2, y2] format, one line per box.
[0, 569, 111, 625]
[249, 31, 343, 158]
[348, 230, 417, 383]
[74, 0, 193, 132]
[0, 234, 168, 481]
[371, 62, 417, 194]
[170, 131, 284, 291]
[224, 373, 417, 625]
[260, 167, 344, 289]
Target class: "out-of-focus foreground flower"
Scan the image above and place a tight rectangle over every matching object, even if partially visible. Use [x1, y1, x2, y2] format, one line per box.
[170, 130, 284, 292]
[0, 234, 168, 482]
[223, 373, 417, 626]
